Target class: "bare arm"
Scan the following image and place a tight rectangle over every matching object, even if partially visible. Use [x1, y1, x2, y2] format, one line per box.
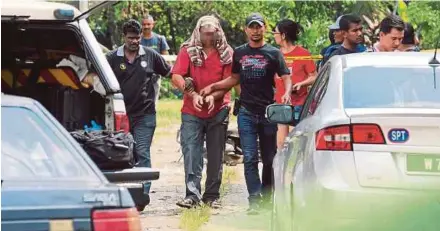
[210, 90, 229, 100]
[212, 73, 240, 91]
[280, 74, 292, 95]
[298, 71, 317, 86]
[171, 74, 185, 92]
[233, 84, 241, 96]
[171, 73, 198, 100]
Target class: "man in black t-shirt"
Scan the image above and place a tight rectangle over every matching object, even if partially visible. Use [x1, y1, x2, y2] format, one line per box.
[106, 19, 171, 198]
[200, 13, 291, 214]
[323, 14, 364, 64]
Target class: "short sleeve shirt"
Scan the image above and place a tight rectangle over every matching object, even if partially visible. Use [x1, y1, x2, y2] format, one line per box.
[140, 33, 170, 54]
[274, 46, 316, 106]
[106, 45, 171, 117]
[232, 44, 290, 115]
[171, 46, 232, 118]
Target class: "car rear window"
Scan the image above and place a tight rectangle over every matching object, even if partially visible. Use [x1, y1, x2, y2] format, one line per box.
[1, 106, 99, 180]
[343, 66, 440, 109]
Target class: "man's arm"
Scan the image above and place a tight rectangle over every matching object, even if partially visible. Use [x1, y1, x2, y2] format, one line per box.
[212, 73, 240, 91]
[171, 74, 186, 92]
[153, 51, 171, 77]
[280, 74, 292, 95]
[160, 35, 170, 55]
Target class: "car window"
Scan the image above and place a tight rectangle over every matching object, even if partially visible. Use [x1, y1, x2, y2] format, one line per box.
[1, 106, 98, 180]
[300, 64, 331, 120]
[343, 66, 440, 108]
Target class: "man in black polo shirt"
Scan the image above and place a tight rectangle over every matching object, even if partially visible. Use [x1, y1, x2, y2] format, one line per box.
[106, 19, 171, 197]
[323, 14, 364, 63]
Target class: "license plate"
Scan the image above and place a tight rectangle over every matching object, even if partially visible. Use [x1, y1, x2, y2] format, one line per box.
[49, 219, 73, 231]
[406, 154, 440, 173]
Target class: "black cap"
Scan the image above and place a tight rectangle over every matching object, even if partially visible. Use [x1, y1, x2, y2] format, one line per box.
[245, 12, 265, 27]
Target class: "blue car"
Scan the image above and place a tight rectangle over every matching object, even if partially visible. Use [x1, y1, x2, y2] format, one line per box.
[1, 94, 159, 231]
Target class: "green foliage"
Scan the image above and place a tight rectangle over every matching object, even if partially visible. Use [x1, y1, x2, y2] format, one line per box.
[82, 1, 440, 99]
[407, 1, 440, 50]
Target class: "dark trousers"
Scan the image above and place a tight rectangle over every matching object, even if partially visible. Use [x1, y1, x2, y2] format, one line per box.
[180, 108, 229, 202]
[237, 106, 277, 204]
[130, 114, 156, 194]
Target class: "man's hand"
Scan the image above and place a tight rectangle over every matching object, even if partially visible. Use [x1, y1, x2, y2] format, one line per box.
[200, 84, 214, 97]
[192, 93, 204, 112]
[281, 93, 291, 104]
[292, 82, 302, 92]
[204, 95, 215, 113]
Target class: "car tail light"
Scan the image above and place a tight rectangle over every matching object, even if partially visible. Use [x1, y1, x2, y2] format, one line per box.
[316, 124, 385, 151]
[92, 208, 141, 231]
[352, 124, 385, 144]
[115, 112, 130, 133]
[316, 125, 352, 151]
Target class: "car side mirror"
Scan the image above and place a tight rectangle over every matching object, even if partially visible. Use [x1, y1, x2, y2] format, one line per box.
[265, 104, 299, 126]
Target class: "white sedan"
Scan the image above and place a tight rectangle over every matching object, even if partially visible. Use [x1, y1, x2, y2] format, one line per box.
[268, 52, 440, 231]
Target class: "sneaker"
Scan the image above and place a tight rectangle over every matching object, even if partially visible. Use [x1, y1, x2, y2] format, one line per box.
[246, 205, 260, 215]
[203, 199, 221, 209]
[176, 198, 199, 209]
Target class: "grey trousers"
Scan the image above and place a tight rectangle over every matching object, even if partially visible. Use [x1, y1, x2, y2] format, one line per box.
[180, 107, 229, 202]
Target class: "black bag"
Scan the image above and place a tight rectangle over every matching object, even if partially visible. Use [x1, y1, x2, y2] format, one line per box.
[71, 130, 136, 170]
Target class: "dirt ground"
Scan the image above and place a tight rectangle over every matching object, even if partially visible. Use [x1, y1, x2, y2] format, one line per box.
[139, 123, 271, 231]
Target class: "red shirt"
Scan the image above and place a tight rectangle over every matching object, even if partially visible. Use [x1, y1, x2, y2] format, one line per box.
[274, 46, 316, 106]
[171, 47, 232, 118]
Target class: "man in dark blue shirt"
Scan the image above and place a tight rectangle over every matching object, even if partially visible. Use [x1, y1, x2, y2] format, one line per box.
[141, 15, 170, 55]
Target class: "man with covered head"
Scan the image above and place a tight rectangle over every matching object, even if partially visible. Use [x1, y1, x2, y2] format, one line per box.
[171, 15, 233, 209]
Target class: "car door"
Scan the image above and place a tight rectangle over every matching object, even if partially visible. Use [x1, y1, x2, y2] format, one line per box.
[287, 63, 331, 204]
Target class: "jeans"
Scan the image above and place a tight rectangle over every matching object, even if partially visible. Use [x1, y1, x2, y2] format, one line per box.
[238, 106, 277, 204]
[129, 114, 156, 194]
[293, 105, 303, 121]
[180, 108, 229, 202]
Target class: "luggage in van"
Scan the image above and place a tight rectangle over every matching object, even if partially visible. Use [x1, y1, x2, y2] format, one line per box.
[71, 130, 136, 170]
[14, 84, 91, 131]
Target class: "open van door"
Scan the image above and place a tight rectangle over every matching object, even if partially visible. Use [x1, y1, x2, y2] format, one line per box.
[73, 1, 120, 21]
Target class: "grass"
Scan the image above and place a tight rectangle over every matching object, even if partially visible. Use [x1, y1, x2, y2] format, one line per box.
[179, 205, 212, 231]
[219, 166, 239, 199]
[155, 99, 182, 138]
[180, 166, 239, 231]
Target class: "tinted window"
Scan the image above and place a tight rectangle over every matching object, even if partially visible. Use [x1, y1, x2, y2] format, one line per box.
[301, 65, 330, 119]
[343, 66, 440, 108]
[1, 107, 97, 180]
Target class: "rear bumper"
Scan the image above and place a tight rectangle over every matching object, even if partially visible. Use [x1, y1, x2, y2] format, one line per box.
[102, 167, 160, 183]
[300, 186, 440, 231]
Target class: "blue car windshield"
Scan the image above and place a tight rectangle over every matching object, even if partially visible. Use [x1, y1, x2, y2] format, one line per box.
[1, 107, 98, 181]
[343, 66, 440, 109]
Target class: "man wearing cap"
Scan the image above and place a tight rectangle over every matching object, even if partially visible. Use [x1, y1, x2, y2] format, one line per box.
[322, 14, 364, 63]
[106, 19, 171, 206]
[200, 12, 292, 214]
